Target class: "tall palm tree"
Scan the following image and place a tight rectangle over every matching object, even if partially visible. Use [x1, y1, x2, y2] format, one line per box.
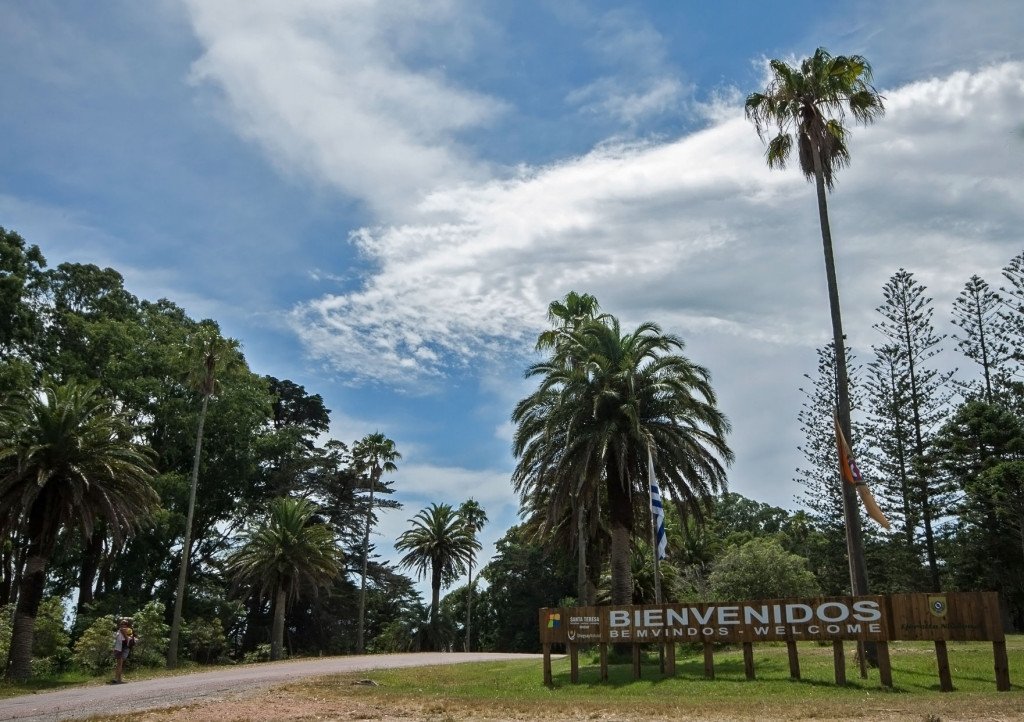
[168, 325, 241, 668]
[395, 503, 479, 651]
[531, 291, 608, 606]
[351, 432, 400, 654]
[0, 380, 157, 680]
[457, 498, 487, 651]
[513, 315, 733, 605]
[745, 48, 884, 597]
[226, 497, 343, 661]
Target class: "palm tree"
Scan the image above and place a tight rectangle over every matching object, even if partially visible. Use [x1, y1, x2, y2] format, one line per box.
[351, 432, 401, 654]
[513, 315, 733, 605]
[168, 325, 242, 668]
[0, 380, 157, 680]
[395, 503, 479, 650]
[226, 497, 343, 661]
[745, 48, 884, 597]
[531, 291, 608, 606]
[457, 498, 487, 651]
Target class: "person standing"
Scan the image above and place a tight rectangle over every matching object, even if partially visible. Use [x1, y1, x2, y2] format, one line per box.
[111, 618, 130, 683]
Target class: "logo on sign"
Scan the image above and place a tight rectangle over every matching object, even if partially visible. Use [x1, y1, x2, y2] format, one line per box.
[547, 613, 561, 629]
[928, 596, 947, 618]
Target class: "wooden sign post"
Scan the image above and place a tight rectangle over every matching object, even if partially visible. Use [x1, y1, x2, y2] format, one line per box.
[539, 592, 1008, 691]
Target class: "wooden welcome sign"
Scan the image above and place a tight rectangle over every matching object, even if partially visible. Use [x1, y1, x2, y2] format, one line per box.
[539, 592, 1010, 691]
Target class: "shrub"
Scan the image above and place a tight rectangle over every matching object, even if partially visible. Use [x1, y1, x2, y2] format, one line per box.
[184, 617, 228, 664]
[708, 538, 820, 601]
[32, 597, 70, 659]
[0, 605, 12, 665]
[242, 643, 272, 663]
[72, 615, 117, 674]
[129, 600, 169, 668]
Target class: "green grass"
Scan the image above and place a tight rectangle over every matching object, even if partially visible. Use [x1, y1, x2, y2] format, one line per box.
[10, 639, 1024, 721]
[276, 638, 1024, 721]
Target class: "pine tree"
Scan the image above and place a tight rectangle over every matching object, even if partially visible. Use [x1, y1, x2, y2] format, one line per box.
[951, 275, 1011, 403]
[873, 269, 954, 591]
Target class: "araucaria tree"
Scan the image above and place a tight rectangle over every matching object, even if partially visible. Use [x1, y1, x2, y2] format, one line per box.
[226, 497, 343, 661]
[0, 381, 157, 680]
[873, 269, 954, 591]
[746, 48, 885, 596]
[512, 308, 733, 606]
[395, 503, 479, 651]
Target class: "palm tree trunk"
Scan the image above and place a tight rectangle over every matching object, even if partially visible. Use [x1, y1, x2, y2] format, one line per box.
[430, 564, 442, 652]
[576, 497, 588, 605]
[77, 526, 104, 615]
[271, 585, 287, 661]
[5, 495, 52, 681]
[357, 468, 378, 655]
[168, 392, 209, 669]
[465, 561, 473, 652]
[606, 460, 634, 606]
[811, 145, 871, 601]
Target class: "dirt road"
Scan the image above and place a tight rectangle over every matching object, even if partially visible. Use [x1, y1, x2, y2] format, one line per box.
[0, 652, 544, 722]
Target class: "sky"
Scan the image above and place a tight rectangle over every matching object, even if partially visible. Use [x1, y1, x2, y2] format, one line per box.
[2, 1, 1023, 602]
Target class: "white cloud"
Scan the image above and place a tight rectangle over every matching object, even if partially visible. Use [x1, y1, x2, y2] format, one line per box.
[292, 62, 1024, 391]
[184, 0, 505, 216]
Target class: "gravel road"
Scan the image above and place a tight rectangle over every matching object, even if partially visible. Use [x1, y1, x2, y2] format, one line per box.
[0, 652, 545, 722]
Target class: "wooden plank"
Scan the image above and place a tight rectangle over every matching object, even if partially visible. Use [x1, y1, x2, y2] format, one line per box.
[877, 641, 893, 688]
[632, 643, 642, 679]
[888, 591, 1004, 642]
[703, 641, 715, 680]
[542, 643, 552, 686]
[993, 640, 1011, 691]
[569, 643, 579, 684]
[786, 640, 800, 680]
[935, 640, 953, 692]
[742, 642, 755, 680]
[833, 640, 846, 686]
[599, 644, 608, 682]
[665, 641, 676, 676]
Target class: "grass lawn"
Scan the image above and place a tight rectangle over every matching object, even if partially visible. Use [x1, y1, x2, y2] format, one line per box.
[261, 638, 1024, 721]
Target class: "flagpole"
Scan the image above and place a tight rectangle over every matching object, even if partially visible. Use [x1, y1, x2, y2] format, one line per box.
[647, 446, 663, 606]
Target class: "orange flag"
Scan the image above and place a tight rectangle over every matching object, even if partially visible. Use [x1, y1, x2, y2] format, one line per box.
[834, 412, 891, 530]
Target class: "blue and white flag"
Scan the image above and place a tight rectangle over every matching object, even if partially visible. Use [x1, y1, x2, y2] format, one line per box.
[648, 451, 668, 561]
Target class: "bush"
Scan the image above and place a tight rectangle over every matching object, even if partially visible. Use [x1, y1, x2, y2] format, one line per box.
[242, 643, 273, 663]
[72, 615, 117, 674]
[708, 538, 820, 601]
[129, 600, 169, 668]
[184, 617, 228, 664]
[0, 605, 12, 665]
[32, 597, 70, 659]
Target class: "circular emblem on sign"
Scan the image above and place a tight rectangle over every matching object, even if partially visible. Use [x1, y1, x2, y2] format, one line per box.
[931, 599, 946, 615]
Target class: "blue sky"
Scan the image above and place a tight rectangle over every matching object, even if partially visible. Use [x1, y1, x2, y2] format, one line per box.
[3, 1, 1023, 600]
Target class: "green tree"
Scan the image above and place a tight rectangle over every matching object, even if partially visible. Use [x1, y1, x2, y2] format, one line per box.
[477, 524, 575, 652]
[0, 380, 157, 680]
[395, 503, 479, 650]
[168, 325, 243, 668]
[951, 275, 1012, 403]
[709, 538, 820, 601]
[457, 498, 487, 651]
[532, 292, 608, 607]
[351, 433, 401, 654]
[513, 313, 732, 606]
[874, 269, 954, 591]
[746, 48, 885, 598]
[226, 497, 344, 661]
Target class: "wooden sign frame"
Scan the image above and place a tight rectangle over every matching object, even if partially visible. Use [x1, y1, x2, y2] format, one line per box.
[539, 592, 1010, 691]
